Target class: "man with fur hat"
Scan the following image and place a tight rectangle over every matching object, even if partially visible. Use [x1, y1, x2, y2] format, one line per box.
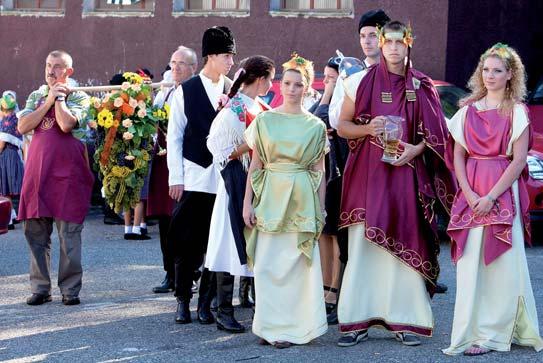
[167, 26, 245, 333]
[329, 9, 390, 129]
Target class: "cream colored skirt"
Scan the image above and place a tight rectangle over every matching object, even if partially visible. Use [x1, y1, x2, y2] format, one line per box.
[338, 223, 434, 336]
[252, 231, 328, 344]
[443, 182, 543, 355]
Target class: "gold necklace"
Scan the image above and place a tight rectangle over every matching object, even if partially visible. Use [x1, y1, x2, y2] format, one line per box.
[484, 96, 501, 110]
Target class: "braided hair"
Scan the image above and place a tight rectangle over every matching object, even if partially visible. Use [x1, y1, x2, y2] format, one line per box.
[227, 55, 275, 100]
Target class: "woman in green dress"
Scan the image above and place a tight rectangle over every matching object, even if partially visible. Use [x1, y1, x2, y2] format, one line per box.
[243, 54, 328, 348]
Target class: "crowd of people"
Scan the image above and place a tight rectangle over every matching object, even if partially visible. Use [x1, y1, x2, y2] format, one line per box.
[1, 7, 542, 357]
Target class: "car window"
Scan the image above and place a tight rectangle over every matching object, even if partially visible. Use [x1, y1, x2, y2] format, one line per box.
[530, 78, 543, 105]
[437, 86, 468, 119]
[260, 91, 275, 105]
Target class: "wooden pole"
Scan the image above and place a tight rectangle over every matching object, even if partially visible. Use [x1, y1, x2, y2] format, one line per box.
[71, 82, 174, 93]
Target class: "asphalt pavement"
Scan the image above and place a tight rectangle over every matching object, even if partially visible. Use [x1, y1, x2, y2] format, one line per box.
[1, 207, 542, 362]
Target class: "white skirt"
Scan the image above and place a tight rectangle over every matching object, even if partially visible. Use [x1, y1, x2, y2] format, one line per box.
[443, 181, 543, 355]
[338, 223, 434, 336]
[205, 177, 252, 277]
[252, 231, 328, 344]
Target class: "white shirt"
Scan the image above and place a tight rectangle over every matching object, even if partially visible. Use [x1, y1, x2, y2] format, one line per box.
[329, 58, 372, 130]
[166, 71, 225, 193]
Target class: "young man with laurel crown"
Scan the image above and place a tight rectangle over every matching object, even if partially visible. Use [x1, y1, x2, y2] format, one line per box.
[335, 21, 456, 347]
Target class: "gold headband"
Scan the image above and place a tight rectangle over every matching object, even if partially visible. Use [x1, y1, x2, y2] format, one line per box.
[377, 24, 414, 48]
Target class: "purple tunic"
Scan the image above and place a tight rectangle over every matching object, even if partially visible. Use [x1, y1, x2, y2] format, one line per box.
[447, 105, 531, 265]
[18, 104, 94, 224]
[340, 59, 456, 294]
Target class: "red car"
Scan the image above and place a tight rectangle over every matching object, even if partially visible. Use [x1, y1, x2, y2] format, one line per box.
[262, 77, 543, 237]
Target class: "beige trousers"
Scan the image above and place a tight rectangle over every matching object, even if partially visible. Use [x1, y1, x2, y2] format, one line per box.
[23, 218, 83, 297]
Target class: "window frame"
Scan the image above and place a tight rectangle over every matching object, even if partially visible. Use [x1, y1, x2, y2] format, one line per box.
[1, 0, 65, 16]
[172, 0, 250, 18]
[269, 0, 353, 18]
[82, 0, 155, 18]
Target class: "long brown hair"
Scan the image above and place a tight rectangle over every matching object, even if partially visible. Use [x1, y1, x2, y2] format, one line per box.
[460, 43, 526, 115]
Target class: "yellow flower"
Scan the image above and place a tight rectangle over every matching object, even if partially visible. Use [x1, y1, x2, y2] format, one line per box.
[97, 109, 114, 128]
[164, 104, 170, 118]
[104, 117, 114, 129]
[123, 72, 144, 85]
[113, 119, 120, 128]
[142, 150, 150, 161]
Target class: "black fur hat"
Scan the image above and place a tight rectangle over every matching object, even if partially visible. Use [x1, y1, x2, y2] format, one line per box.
[358, 9, 390, 32]
[202, 26, 236, 57]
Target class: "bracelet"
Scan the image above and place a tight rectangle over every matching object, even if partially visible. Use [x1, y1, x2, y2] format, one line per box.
[486, 195, 496, 204]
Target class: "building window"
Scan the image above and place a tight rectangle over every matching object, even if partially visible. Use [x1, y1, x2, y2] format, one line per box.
[185, 0, 248, 11]
[82, 0, 154, 17]
[93, 0, 153, 11]
[1, 0, 65, 14]
[270, 0, 353, 17]
[173, 0, 249, 17]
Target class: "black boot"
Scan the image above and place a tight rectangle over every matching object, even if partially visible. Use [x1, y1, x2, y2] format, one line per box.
[217, 272, 245, 333]
[153, 273, 174, 293]
[197, 270, 215, 325]
[175, 298, 191, 324]
[238, 276, 254, 308]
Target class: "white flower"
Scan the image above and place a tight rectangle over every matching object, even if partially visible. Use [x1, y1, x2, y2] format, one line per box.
[124, 155, 135, 161]
[137, 100, 146, 109]
[123, 131, 134, 140]
[131, 84, 141, 92]
[121, 82, 131, 91]
[122, 118, 133, 128]
[157, 148, 167, 156]
[137, 108, 147, 118]
[129, 98, 138, 108]
[113, 97, 124, 108]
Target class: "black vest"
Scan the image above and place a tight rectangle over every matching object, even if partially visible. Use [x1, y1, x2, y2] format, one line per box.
[182, 75, 231, 168]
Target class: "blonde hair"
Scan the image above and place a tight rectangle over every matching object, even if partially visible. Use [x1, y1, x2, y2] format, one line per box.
[281, 53, 314, 87]
[460, 43, 526, 115]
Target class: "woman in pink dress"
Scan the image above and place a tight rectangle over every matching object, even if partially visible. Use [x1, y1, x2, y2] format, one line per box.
[444, 43, 543, 356]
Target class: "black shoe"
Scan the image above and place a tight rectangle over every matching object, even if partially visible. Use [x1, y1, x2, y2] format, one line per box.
[124, 233, 151, 240]
[153, 274, 174, 293]
[435, 282, 448, 294]
[104, 215, 124, 225]
[175, 300, 191, 324]
[26, 293, 52, 306]
[337, 330, 368, 347]
[62, 295, 80, 306]
[216, 315, 246, 333]
[197, 306, 215, 324]
[141, 227, 148, 236]
[8, 224, 14, 230]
